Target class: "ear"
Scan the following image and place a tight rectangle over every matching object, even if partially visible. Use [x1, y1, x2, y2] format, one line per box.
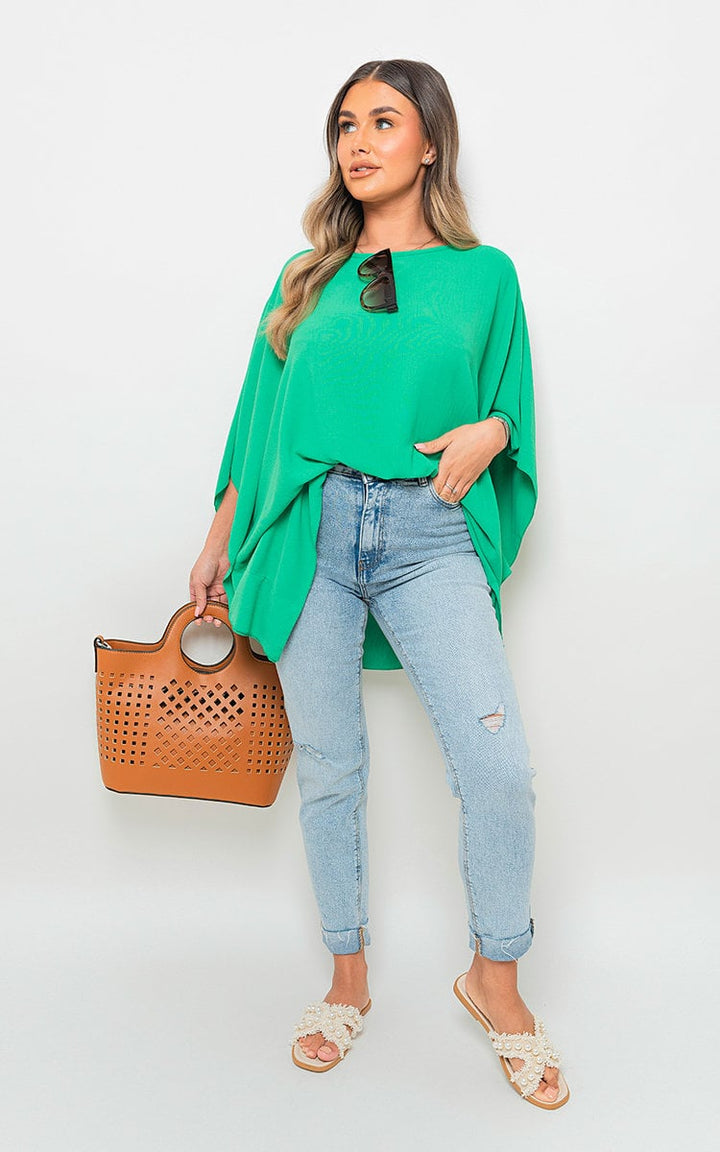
[423, 142, 438, 165]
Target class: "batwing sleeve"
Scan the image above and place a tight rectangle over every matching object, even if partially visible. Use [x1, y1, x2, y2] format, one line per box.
[213, 251, 304, 512]
[479, 254, 538, 580]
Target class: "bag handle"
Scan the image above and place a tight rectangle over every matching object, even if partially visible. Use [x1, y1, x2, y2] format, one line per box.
[93, 600, 273, 674]
[169, 600, 238, 673]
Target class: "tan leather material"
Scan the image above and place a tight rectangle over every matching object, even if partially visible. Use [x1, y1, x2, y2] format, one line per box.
[93, 600, 293, 806]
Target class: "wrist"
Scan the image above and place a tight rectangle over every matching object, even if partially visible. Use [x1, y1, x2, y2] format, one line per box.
[206, 541, 230, 564]
[486, 414, 509, 452]
[204, 525, 231, 556]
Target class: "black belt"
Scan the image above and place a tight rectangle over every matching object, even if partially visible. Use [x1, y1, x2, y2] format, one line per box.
[328, 463, 428, 485]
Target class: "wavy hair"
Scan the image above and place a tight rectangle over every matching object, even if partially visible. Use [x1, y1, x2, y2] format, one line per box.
[263, 58, 481, 361]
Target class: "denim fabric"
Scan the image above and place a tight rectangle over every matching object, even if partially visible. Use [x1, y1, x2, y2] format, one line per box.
[275, 464, 537, 960]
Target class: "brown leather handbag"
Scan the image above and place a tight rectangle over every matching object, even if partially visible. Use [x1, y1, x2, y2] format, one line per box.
[93, 600, 294, 806]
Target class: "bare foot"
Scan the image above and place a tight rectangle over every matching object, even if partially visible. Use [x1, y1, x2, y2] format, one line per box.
[297, 949, 370, 1063]
[465, 955, 561, 1104]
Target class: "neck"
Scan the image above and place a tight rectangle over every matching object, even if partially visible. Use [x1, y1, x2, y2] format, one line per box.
[355, 201, 439, 252]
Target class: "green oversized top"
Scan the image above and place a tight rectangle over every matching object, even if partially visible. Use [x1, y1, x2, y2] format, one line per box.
[214, 243, 537, 671]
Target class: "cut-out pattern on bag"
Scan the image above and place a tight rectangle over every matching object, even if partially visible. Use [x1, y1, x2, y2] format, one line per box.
[96, 672, 293, 776]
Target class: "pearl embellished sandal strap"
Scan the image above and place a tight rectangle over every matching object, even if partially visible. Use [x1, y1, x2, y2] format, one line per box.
[488, 1015, 563, 1099]
[292, 1001, 364, 1059]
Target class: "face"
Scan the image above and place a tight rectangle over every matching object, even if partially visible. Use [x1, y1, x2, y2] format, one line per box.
[336, 78, 436, 204]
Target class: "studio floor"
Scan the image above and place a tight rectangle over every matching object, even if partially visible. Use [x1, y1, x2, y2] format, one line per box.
[2, 876, 716, 1152]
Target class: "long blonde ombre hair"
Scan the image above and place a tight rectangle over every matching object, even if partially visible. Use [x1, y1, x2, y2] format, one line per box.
[263, 59, 481, 361]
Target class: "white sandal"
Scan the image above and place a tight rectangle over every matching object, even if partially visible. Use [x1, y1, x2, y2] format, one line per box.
[291, 998, 372, 1072]
[454, 972, 570, 1108]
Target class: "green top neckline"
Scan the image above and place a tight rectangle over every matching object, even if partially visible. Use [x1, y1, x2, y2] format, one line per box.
[350, 244, 455, 256]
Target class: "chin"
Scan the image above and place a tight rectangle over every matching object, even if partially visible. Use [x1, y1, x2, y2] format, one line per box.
[347, 186, 388, 204]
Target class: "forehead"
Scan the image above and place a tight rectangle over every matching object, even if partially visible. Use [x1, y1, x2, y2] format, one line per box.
[340, 78, 418, 118]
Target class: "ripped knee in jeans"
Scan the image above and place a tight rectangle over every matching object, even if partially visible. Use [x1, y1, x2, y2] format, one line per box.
[478, 704, 505, 734]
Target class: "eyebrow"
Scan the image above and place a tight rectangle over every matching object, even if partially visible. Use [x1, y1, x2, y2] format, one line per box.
[338, 106, 404, 119]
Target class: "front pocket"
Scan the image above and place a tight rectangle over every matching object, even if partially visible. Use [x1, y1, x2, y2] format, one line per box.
[426, 477, 463, 508]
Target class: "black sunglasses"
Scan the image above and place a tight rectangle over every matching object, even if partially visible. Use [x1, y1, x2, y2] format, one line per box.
[357, 247, 398, 313]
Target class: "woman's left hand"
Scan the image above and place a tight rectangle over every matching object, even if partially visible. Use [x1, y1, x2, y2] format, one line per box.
[414, 419, 507, 503]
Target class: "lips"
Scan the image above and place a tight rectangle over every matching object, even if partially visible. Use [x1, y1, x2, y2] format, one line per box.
[350, 164, 379, 173]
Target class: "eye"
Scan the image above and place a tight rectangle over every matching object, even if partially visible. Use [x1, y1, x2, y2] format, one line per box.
[336, 115, 393, 133]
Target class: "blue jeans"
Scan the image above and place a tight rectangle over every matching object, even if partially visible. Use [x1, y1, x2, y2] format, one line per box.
[275, 464, 536, 961]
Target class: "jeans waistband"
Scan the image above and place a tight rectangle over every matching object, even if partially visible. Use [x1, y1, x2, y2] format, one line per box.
[328, 463, 427, 485]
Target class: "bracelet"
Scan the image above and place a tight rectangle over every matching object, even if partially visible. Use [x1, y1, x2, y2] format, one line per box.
[488, 414, 510, 448]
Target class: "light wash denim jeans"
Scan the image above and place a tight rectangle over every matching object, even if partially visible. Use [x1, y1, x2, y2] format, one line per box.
[275, 464, 536, 961]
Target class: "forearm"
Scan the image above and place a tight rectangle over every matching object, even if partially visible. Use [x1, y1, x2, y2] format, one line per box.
[204, 479, 238, 554]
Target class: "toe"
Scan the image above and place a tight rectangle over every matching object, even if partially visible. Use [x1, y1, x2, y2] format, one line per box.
[535, 1067, 560, 1101]
[297, 1030, 340, 1061]
[538, 1083, 559, 1101]
[296, 1005, 355, 1064]
[299, 1031, 323, 1058]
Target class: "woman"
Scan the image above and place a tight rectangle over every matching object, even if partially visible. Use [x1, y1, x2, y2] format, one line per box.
[189, 58, 569, 1109]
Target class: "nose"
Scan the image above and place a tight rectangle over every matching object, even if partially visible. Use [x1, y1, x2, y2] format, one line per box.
[350, 126, 371, 153]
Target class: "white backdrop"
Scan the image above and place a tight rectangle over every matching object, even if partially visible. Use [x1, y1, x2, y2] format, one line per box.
[2, 2, 718, 1148]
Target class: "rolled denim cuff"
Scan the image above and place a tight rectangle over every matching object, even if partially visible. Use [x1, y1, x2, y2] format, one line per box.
[321, 924, 370, 954]
[469, 918, 534, 961]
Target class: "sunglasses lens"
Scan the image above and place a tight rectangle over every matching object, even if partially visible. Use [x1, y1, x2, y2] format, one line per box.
[360, 273, 397, 312]
[358, 248, 391, 279]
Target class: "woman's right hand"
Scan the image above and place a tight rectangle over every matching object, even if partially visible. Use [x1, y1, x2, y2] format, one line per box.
[189, 548, 230, 626]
